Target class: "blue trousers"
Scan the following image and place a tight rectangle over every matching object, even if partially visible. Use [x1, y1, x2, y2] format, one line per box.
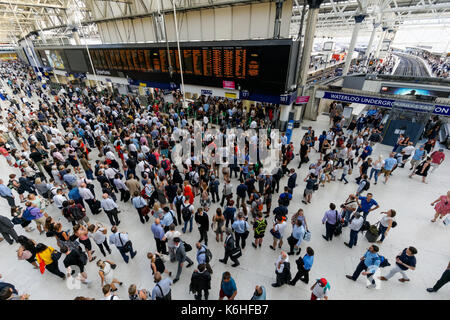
[348, 229, 359, 248]
[378, 224, 388, 242]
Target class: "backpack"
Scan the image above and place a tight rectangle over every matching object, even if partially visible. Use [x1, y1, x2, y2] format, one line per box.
[69, 205, 84, 220]
[175, 196, 184, 208]
[254, 219, 267, 236]
[199, 246, 213, 263]
[362, 180, 370, 191]
[379, 255, 391, 268]
[169, 210, 178, 226]
[161, 159, 170, 171]
[182, 204, 192, 222]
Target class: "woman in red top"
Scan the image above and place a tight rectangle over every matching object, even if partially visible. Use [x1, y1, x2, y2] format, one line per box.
[431, 191, 450, 222]
[183, 181, 194, 205]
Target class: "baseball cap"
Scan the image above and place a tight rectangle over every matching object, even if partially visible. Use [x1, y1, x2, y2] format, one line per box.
[319, 278, 327, 286]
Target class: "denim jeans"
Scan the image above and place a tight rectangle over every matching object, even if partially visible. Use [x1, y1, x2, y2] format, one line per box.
[369, 168, 380, 183]
[182, 217, 193, 233]
[340, 173, 348, 183]
[378, 224, 388, 242]
[348, 229, 359, 247]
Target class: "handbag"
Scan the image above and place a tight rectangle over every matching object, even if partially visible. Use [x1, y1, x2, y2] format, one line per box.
[303, 230, 311, 242]
[230, 246, 242, 259]
[118, 233, 133, 252]
[141, 206, 151, 216]
[333, 211, 342, 236]
[270, 227, 281, 239]
[110, 262, 117, 270]
[183, 241, 192, 252]
[51, 250, 62, 261]
[37, 254, 46, 274]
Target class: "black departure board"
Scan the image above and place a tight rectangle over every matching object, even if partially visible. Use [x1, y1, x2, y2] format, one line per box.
[152, 50, 161, 72]
[223, 48, 234, 78]
[68, 40, 294, 93]
[235, 48, 246, 79]
[202, 48, 212, 77]
[212, 48, 223, 78]
[192, 49, 202, 76]
[183, 49, 193, 75]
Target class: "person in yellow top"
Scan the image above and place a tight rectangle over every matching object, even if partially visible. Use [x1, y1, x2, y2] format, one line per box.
[35, 243, 66, 279]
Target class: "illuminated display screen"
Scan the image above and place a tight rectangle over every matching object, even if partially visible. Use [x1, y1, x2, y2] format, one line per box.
[50, 41, 294, 93]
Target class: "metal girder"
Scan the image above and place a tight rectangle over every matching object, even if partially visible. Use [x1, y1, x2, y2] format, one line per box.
[0, 0, 66, 9]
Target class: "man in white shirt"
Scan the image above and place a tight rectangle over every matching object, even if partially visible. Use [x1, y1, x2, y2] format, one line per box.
[53, 189, 68, 210]
[401, 142, 415, 167]
[272, 251, 290, 287]
[79, 183, 100, 215]
[100, 193, 120, 226]
[102, 284, 120, 300]
[345, 212, 364, 248]
[162, 224, 181, 262]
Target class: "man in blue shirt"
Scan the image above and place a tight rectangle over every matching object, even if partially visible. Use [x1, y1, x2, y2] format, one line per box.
[346, 245, 381, 288]
[356, 142, 373, 164]
[219, 272, 237, 300]
[0, 179, 15, 208]
[382, 152, 397, 184]
[356, 193, 380, 220]
[380, 246, 417, 283]
[236, 179, 248, 208]
[410, 145, 427, 171]
[289, 247, 314, 285]
[151, 218, 167, 255]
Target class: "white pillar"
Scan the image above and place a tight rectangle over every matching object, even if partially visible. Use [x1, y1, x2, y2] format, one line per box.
[375, 27, 387, 59]
[72, 29, 81, 45]
[365, 23, 379, 57]
[298, 7, 320, 88]
[343, 15, 366, 76]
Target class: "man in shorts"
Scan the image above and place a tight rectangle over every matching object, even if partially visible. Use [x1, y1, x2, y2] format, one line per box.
[382, 153, 397, 184]
[219, 272, 237, 300]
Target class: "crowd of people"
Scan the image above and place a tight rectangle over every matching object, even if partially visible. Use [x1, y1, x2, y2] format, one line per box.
[0, 59, 449, 301]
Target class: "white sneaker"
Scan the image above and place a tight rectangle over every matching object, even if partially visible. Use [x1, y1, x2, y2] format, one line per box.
[366, 283, 376, 289]
[25, 226, 35, 232]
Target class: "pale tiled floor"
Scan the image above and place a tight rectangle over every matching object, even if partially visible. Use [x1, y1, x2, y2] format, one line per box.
[0, 85, 449, 300]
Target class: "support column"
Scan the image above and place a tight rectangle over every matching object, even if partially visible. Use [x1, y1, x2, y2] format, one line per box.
[279, 103, 293, 131]
[72, 28, 81, 45]
[374, 27, 387, 59]
[365, 22, 379, 58]
[297, 0, 323, 89]
[343, 14, 366, 76]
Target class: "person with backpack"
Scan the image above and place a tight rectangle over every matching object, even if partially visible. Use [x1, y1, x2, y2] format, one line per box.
[379, 246, 417, 283]
[310, 278, 330, 300]
[194, 208, 209, 246]
[346, 245, 381, 289]
[356, 193, 380, 220]
[252, 212, 267, 249]
[232, 213, 251, 249]
[0, 214, 19, 245]
[181, 197, 194, 233]
[278, 187, 292, 207]
[356, 173, 371, 196]
[172, 237, 194, 284]
[271, 251, 291, 287]
[61, 245, 91, 286]
[190, 264, 211, 300]
[236, 178, 248, 208]
[173, 190, 185, 225]
[67, 200, 89, 226]
[131, 191, 150, 224]
[208, 175, 220, 203]
[322, 203, 342, 242]
[152, 271, 173, 300]
[161, 207, 176, 232]
[376, 209, 396, 244]
[195, 242, 213, 273]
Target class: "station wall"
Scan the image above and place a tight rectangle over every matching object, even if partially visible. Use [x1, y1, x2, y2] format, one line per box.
[90, 0, 293, 44]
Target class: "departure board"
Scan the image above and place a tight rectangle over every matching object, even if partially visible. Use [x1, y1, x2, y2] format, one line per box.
[152, 50, 161, 72]
[173, 49, 181, 74]
[202, 48, 212, 77]
[169, 49, 177, 73]
[235, 48, 246, 79]
[120, 50, 129, 70]
[223, 48, 234, 78]
[212, 48, 223, 78]
[144, 50, 153, 72]
[126, 50, 134, 71]
[131, 50, 140, 71]
[159, 49, 168, 73]
[183, 49, 193, 75]
[248, 52, 260, 77]
[192, 49, 202, 76]
[82, 41, 295, 93]
[113, 50, 123, 70]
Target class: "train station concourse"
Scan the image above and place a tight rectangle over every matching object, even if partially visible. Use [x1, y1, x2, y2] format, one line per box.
[0, 0, 449, 305]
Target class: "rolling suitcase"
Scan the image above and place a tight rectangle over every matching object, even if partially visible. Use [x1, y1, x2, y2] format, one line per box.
[365, 224, 379, 242]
